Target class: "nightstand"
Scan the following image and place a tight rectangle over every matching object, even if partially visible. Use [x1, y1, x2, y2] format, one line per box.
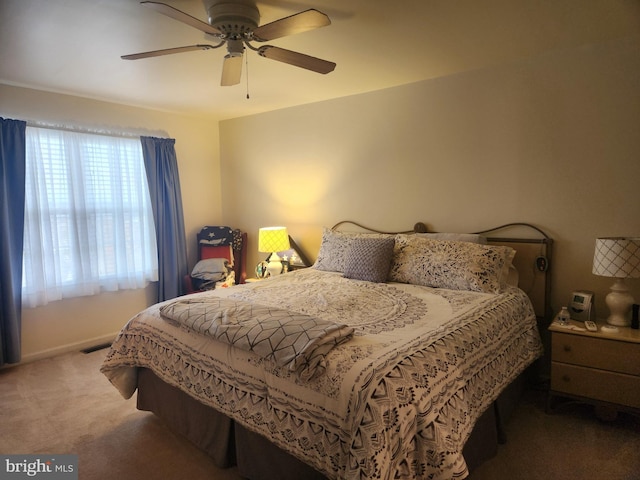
[548, 319, 640, 415]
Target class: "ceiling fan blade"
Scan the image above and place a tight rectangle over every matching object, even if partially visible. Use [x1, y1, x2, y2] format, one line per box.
[258, 46, 336, 74]
[141, 1, 222, 36]
[252, 9, 330, 41]
[221, 55, 243, 86]
[121, 44, 217, 60]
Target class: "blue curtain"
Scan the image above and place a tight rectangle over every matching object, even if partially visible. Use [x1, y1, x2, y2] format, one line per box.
[140, 136, 188, 301]
[0, 118, 26, 365]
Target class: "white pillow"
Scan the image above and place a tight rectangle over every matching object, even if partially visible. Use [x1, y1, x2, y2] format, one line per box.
[505, 265, 519, 287]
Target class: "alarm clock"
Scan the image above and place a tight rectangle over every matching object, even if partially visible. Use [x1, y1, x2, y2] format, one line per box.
[569, 290, 595, 322]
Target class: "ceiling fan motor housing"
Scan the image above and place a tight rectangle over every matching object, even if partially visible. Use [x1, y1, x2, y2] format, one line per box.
[206, 2, 260, 37]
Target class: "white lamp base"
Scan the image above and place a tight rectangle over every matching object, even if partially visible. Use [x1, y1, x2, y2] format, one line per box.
[266, 252, 284, 277]
[605, 279, 634, 327]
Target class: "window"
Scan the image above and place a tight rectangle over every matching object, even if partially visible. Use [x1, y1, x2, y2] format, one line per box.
[22, 127, 158, 307]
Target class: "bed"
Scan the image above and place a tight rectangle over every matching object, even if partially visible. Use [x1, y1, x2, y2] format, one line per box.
[101, 221, 552, 480]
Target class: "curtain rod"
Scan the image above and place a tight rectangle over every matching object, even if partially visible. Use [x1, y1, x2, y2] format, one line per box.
[24, 119, 168, 140]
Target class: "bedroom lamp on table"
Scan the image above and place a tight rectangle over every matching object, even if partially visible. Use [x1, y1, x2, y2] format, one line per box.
[592, 237, 640, 327]
[258, 226, 290, 277]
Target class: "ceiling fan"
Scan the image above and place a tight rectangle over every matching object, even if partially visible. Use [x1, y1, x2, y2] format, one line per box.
[122, 1, 336, 86]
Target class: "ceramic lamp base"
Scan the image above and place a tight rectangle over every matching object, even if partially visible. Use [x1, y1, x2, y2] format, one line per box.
[605, 279, 634, 327]
[266, 253, 284, 277]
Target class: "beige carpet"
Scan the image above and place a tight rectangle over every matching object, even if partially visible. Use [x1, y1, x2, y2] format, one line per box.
[1, 349, 639, 480]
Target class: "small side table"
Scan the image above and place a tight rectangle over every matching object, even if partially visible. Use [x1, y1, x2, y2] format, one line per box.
[548, 319, 640, 416]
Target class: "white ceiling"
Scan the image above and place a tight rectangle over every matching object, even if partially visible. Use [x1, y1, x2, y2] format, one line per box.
[1, 0, 639, 121]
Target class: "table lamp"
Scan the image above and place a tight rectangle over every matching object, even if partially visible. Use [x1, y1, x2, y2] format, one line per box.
[258, 226, 290, 277]
[592, 237, 640, 326]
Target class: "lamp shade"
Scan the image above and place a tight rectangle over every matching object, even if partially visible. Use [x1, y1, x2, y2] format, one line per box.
[592, 237, 640, 278]
[258, 226, 290, 253]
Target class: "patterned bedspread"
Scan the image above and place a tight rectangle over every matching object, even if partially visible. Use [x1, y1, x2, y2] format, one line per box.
[101, 268, 542, 480]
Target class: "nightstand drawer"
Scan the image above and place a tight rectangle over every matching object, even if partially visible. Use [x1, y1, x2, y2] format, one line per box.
[551, 362, 640, 409]
[551, 333, 640, 376]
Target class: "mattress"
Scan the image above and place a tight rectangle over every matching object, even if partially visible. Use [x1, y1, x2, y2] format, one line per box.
[101, 267, 542, 479]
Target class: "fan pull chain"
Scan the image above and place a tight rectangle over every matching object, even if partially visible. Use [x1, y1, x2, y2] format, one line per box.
[245, 51, 250, 99]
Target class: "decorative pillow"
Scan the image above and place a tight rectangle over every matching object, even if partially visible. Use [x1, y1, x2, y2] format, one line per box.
[343, 237, 395, 283]
[389, 235, 515, 294]
[314, 228, 392, 273]
[417, 233, 487, 244]
[418, 233, 519, 287]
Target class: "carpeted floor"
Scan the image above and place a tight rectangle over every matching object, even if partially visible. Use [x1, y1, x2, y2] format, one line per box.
[1, 349, 639, 480]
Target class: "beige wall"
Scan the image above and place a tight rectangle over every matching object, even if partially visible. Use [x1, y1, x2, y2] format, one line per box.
[2, 33, 639, 362]
[1, 84, 221, 361]
[220, 35, 640, 321]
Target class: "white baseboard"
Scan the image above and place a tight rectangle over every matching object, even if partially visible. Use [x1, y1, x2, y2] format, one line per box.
[18, 333, 118, 365]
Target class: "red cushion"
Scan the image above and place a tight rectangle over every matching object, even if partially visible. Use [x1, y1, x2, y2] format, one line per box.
[200, 245, 233, 263]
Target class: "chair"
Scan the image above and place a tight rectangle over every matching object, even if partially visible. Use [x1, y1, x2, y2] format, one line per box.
[183, 226, 247, 294]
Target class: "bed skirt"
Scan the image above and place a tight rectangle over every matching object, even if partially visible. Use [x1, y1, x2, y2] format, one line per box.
[136, 367, 525, 479]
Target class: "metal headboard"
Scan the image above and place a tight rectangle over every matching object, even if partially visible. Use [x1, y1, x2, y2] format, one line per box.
[331, 220, 553, 321]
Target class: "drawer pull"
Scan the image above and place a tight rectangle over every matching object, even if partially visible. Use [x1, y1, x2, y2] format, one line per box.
[563, 345, 571, 353]
[562, 375, 571, 382]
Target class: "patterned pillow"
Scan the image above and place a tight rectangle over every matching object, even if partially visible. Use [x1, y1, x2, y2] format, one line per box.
[343, 237, 396, 283]
[389, 234, 515, 294]
[314, 228, 392, 273]
[419, 233, 520, 286]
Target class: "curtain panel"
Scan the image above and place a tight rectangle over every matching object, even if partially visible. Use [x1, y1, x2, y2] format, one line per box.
[141, 136, 188, 301]
[22, 127, 158, 307]
[0, 118, 26, 365]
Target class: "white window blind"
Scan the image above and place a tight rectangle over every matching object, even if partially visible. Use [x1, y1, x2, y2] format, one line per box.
[22, 126, 158, 307]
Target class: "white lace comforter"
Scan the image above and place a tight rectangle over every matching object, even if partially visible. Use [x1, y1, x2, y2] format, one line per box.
[101, 268, 542, 480]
